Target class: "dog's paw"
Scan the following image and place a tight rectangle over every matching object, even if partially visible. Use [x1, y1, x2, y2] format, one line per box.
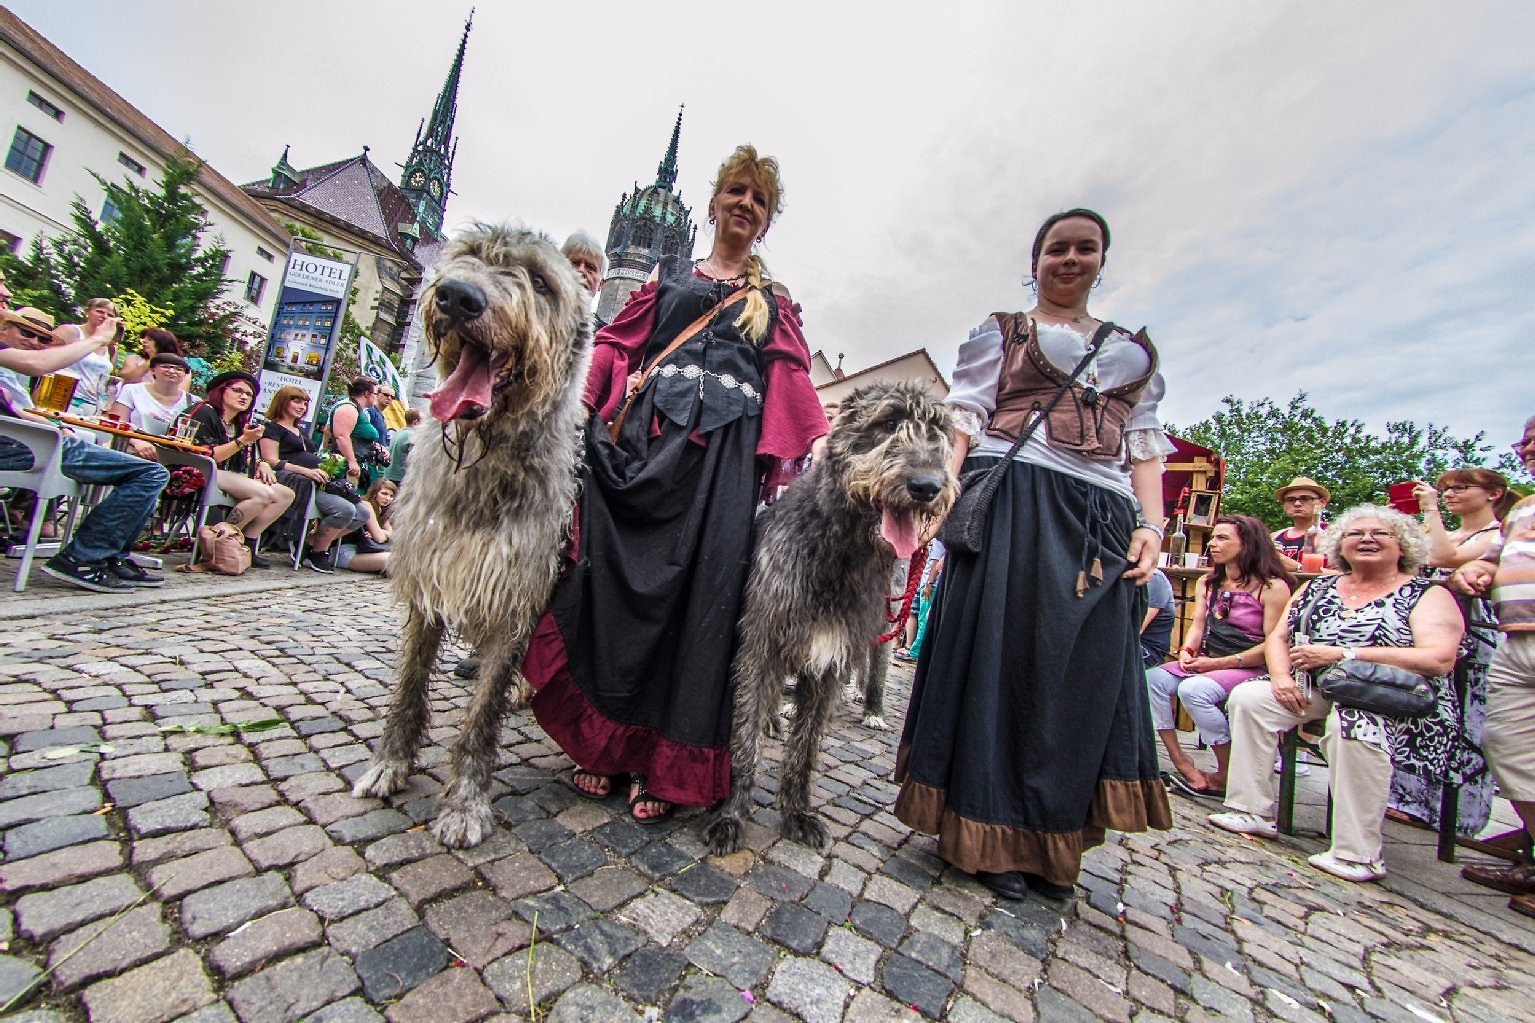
[351, 759, 412, 799]
[432, 804, 495, 849]
[704, 814, 744, 857]
[505, 675, 533, 711]
[780, 810, 828, 850]
[861, 713, 890, 731]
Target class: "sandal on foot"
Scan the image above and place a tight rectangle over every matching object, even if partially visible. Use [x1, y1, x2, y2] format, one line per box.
[628, 776, 673, 825]
[569, 768, 613, 800]
[1169, 775, 1226, 800]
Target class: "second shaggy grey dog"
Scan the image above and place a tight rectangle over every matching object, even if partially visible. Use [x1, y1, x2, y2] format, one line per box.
[352, 225, 592, 848]
[706, 381, 957, 855]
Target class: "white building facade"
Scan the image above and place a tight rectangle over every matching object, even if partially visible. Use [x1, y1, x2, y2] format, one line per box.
[0, 9, 289, 323]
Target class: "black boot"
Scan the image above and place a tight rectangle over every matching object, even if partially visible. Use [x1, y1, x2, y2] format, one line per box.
[245, 537, 271, 569]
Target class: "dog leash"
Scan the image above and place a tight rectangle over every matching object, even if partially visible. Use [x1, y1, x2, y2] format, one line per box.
[875, 542, 930, 644]
[606, 286, 752, 442]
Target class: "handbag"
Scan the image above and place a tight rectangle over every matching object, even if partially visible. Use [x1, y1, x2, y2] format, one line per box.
[1202, 616, 1255, 658]
[190, 522, 251, 576]
[324, 477, 362, 504]
[1297, 578, 1436, 719]
[936, 322, 1113, 555]
[606, 287, 751, 442]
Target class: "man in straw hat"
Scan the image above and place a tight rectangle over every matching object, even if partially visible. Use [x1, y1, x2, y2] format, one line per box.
[0, 306, 169, 592]
[1272, 475, 1330, 571]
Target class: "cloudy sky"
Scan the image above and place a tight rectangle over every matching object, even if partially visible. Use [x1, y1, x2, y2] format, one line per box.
[16, 1, 1535, 448]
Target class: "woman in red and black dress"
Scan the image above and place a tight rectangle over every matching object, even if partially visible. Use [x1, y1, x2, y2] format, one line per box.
[523, 146, 826, 823]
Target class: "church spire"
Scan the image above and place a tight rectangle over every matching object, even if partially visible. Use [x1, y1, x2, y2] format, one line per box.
[655, 105, 683, 191]
[401, 10, 473, 237]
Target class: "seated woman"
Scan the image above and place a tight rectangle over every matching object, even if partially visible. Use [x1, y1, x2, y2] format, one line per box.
[1147, 515, 1293, 798]
[187, 371, 295, 568]
[1386, 469, 1514, 832]
[256, 385, 369, 573]
[327, 479, 392, 575]
[1208, 505, 1464, 882]
[112, 354, 194, 460]
[117, 328, 186, 388]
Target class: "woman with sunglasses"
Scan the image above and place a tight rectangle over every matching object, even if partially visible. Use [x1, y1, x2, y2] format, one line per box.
[1384, 468, 1515, 834]
[1147, 515, 1295, 798]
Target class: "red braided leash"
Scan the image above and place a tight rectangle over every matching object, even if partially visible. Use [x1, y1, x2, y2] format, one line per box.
[875, 542, 929, 645]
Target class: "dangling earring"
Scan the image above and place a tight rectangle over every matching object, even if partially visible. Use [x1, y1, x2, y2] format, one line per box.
[1092, 272, 1104, 290]
[1023, 275, 1037, 294]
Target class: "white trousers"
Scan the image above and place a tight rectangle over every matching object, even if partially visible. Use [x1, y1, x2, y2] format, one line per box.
[1223, 678, 1392, 866]
[1146, 666, 1233, 745]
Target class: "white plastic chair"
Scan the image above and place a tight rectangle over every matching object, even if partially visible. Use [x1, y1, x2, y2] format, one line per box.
[0, 419, 83, 592]
[155, 448, 224, 563]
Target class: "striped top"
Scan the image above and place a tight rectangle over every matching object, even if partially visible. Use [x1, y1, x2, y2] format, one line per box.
[1486, 494, 1535, 633]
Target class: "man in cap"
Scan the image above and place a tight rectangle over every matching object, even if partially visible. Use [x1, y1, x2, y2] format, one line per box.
[1272, 476, 1330, 571]
[0, 307, 169, 592]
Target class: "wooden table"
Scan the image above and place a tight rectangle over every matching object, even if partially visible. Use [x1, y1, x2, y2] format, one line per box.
[33, 409, 213, 456]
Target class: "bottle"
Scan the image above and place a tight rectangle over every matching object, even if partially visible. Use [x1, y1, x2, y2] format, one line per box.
[1169, 514, 1187, 564]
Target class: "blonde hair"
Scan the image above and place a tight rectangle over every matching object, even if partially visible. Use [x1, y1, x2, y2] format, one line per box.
[712, 145, 784, 343]
[265, 385, 311, 423]
[83, 297, 120, 317]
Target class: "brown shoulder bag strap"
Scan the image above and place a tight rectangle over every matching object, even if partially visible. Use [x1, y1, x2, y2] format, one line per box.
[607, 286, 752, 442]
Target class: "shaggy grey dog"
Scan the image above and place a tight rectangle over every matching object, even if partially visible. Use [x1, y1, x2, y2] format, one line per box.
[352, 225, 592, 848]
[705, 382, 957, 855]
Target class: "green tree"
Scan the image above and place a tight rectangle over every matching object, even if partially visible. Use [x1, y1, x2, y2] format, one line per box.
[1170, 393, 1524, 529]
[0, 151, 245, 355]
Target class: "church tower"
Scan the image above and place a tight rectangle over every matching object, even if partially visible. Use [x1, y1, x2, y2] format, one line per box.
[400, 11, 472, 238]
[595, 107, 697, 323]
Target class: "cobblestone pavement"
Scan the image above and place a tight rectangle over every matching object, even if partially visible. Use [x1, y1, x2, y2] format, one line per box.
[3, 576, 1535, 1023]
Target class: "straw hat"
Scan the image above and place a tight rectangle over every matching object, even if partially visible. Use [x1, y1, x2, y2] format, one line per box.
[1274, 476, 1331, 503]
[0, 306, 57, 336]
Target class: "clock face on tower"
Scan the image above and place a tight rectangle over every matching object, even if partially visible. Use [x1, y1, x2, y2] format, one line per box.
[409, 169, 425, 188]
[427, 178, 443, 199]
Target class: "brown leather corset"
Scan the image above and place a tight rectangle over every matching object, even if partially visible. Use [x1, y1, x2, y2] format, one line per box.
[984, 312, 1158, 462]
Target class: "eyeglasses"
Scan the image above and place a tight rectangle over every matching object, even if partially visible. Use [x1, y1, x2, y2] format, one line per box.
[1340, 529, 1396, 541]
[1283, 495, 1319, 504]
[227, 387, 254, 397]
[1211, 589, 1235, 621]
[1440, 485, 1483, 495]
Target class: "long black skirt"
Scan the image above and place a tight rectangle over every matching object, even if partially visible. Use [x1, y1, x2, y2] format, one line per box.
[894, 458, 1172, 885]
[526, 397, 760, 807]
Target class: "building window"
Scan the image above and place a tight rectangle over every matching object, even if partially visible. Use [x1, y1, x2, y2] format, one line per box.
[117, 151, 146, 176]
[100, 197, 120, 224]
[5, 127, 52, 184]
[245, 271, 266, 305]
[0, 230, 20, 254]
[219, 252, 232, 276]
[632, 222, 654, 249]
[256, 246, 274, 262]
[26, 91, 64, 121]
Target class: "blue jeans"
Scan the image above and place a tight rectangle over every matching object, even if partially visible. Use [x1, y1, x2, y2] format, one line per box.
[0, 435, 169, 564]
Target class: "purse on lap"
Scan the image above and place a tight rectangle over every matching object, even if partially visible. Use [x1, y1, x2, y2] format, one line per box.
[1297, 578, 1436, 720]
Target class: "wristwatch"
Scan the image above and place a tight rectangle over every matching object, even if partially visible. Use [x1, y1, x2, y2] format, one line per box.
[1340, 648, 1357, 662]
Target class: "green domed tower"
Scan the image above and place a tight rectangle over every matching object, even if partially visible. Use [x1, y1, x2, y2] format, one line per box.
[596, 107, 697, 323]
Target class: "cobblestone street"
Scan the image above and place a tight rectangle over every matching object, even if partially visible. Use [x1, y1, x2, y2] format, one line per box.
[3, 573, 1534, 1023]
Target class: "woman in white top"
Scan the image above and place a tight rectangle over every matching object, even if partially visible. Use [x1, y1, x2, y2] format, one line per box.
[53, 298, 120, 412]
[893, 209, 1174, 903]
[109, 354, 194, 458]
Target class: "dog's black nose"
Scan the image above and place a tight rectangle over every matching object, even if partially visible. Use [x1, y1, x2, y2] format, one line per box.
[434, 279, 486, 322]
[907, 475, 944, 503]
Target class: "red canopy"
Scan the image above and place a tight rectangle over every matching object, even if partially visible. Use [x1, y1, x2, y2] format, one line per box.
[1161, 434, 1224, 519]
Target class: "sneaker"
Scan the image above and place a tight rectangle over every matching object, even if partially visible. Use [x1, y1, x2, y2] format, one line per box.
[303, 548, 336, 574]
[1510, 894, 1535, 920]
[41, 553, 134, 593]
[1207, 811, 1278, 838]
[105, 556, 164, 588]
[1308, 850, 1386, 882]
[245, 538, 271, 569]
[1461, 862, 1535, 895]
[1273, 755, 1311, 777]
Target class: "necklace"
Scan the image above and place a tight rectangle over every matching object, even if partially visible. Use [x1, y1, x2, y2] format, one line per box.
[1035, 307, 1089, 325]
[1336, 574, 1403, 618]
[696, 258, 745, 282]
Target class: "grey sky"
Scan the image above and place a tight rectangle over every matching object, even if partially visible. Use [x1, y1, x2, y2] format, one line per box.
[18, 1, 1535, 449]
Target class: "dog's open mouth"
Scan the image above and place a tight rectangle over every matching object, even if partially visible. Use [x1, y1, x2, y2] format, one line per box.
[878, 506, 923, 560]
[426, 342, 513, 423]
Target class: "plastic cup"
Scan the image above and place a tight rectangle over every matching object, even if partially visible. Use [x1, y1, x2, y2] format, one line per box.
[1181, 553, 1201, 569]
[1300, 552, 1325, 573]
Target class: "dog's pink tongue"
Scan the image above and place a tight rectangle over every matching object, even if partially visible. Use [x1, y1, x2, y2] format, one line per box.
[880, 508, 921, 561]
[426, 346, 494, 422]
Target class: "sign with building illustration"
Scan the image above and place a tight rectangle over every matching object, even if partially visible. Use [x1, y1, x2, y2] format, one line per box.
[257, 248, 358, 420]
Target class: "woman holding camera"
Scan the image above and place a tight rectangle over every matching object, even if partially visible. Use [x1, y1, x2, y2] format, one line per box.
[52, 298, 119, 414]
[188, 371, 295, 568]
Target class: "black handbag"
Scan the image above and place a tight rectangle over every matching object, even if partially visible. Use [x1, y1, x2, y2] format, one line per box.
[936, 324, 1111, 555]
[323, 477, 362, 504]
[1202, 616, 1255, 658]
[1297, 578, 1437, 720]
